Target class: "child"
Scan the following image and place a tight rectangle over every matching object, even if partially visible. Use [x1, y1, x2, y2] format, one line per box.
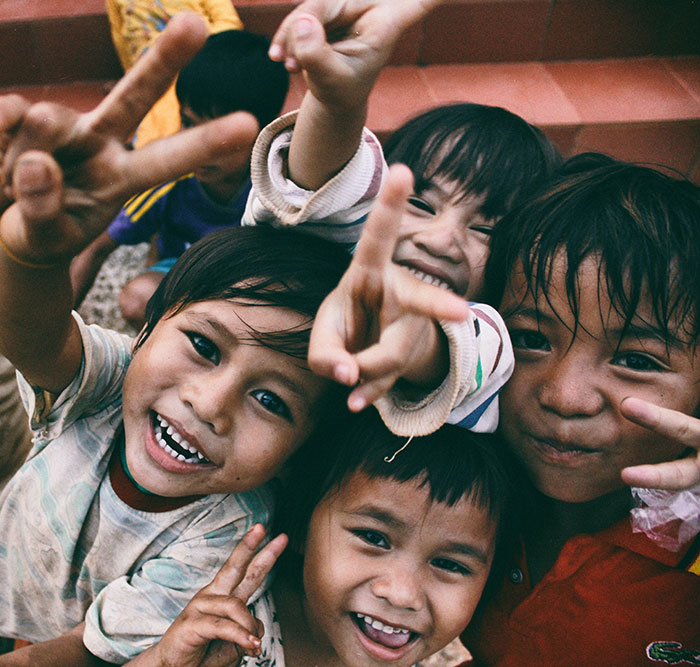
[0, 222, 355, 662]
[71, 29, 290, 327]
[455, 154, 700, 663]
[243, 0, 560, 434]
[127, 407, 520, 666]
[106, 0, 244, 148]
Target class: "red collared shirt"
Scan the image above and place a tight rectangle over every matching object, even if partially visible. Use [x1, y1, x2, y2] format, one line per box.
[461, 518, 700, 666]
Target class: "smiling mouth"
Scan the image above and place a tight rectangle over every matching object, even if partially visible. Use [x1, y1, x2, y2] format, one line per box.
[406, 266, 454, 293]
[152, 413, 211, 464]
[352, 612, 416, 650]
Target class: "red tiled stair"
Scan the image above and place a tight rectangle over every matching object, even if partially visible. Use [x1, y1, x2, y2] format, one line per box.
[1, 0, 699, 180]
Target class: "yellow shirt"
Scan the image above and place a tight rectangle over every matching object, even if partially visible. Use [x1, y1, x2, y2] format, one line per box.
[106, 0, 243, 70]
[105, 0, 244, 147]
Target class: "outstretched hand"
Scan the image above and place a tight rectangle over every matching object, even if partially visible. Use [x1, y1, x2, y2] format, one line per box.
[0, 13, 258, 266]
[621, 397, 700, 491]
[308, 164, 470, 412]
[268, 0, 443, 110]
[130, 525, 288, 667]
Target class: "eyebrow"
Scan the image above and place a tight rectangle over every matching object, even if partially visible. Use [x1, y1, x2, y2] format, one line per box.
[348, 504, 491, 564]
[504, 306, 682, 348]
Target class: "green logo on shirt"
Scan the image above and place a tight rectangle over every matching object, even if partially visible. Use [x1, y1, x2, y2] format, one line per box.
[647, 642, 700, 664]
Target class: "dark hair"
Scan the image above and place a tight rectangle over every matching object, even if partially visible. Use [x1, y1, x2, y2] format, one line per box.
[384, 103, 561, 221]
[277, 407, 520, 598]
[136, 225, 351, 361]
[175, 29, 289, 129]
[485, 153, 700, 345]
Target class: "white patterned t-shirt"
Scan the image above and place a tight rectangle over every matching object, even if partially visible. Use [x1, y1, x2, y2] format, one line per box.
[0, 313, 274, 663]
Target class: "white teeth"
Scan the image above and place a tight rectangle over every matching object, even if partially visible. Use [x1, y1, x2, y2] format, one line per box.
[358, 614, 409, 635]
[154, 414, 208, 463]
[407, 267, 451, 291]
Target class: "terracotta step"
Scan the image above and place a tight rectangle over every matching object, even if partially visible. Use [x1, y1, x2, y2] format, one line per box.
[2, 0, 698, 88]
[7, 56, 699, 181]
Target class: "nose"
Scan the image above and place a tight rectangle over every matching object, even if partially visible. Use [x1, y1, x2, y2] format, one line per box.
[180, 369, 237, 434]
[370, 560, 425, 611]
[537, 353, 605, 418]
[413, 210, 465, 263]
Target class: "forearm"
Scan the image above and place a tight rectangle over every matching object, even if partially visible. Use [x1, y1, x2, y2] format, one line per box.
[0, 626, 113, 667]
[288, 92, 367, 190]
[0, 236, 80, 393]
[71, 230, 118, 307]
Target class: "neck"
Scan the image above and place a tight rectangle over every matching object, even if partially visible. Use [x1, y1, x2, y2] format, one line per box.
[200, 172, 247, 204]
[524, 487, 632, 585]
[533, 486, 633, 536]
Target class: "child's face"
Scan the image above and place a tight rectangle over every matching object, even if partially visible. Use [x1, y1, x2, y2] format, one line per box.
[121, 299, 328, 497]
[179, 105, 252, 186]
[302, 471, 495, 666]
[392, 177, 494, 300]
[499, 254, 700, 503]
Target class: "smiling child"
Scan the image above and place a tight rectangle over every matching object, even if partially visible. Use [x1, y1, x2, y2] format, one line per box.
[243, 1, 561, 432]
[128, 408, 518, 666]
[456, 153, 700, 663]
[0, 224, 350, 663]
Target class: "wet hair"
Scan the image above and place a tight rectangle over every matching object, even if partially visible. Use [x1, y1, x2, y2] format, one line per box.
[277, 407, 521, 597]
[485, 152, 700, 346]
[175, 29, 289, 129]
[135, 225, 351, 362]
[383, 103, 562, 221]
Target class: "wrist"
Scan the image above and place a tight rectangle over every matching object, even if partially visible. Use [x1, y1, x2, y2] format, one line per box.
[401, 319, 449, 388]
[0, 231, 60, 270]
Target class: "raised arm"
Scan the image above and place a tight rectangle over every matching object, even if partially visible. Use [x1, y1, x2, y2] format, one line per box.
[308, 165, 470, 413]
[0, 13, 258, 393]
[269, 0, 443, 190]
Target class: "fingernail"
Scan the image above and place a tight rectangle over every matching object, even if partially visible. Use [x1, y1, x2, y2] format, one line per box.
[294, 17, 313, 38]
[268, 44, 283, 60]
[15, 159, 51, 195]
[348, 394, 367, 412]
[249, 636, 261, 647]
[334, 363, 352, 385]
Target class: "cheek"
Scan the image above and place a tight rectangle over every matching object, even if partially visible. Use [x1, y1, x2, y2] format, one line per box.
[499, 370, 531, 422]
[430, 581, 486, 642]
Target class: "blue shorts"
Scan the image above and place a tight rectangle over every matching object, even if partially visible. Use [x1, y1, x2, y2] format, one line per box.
[149, 257, 178, 274]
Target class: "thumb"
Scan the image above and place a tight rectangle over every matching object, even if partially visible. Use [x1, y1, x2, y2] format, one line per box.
[12, 151, 63, 224]
[288, 14, 335, 78]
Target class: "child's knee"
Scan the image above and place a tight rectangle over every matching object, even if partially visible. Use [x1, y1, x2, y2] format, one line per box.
[119, 272, 164, 328]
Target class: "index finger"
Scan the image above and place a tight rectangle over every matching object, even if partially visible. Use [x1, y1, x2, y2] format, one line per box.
[0, 94, 30, 210]
[620, 397, 700, 449]
[204, 524, 267, 596]
[80, 13, 209, 141]
[353, 163, 413, 273]
[205, 525, 288, 604]
[120, 111, 259, 195]
[232, 533, 288, 604]
[620, 397, 700, 489]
